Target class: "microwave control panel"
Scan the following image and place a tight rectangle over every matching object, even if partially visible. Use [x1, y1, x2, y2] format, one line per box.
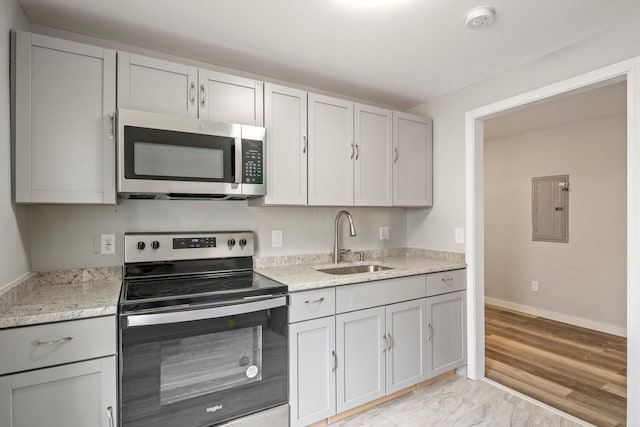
[242, 139, 263, 184]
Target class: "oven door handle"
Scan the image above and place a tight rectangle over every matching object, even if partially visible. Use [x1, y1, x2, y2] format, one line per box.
[124, 296, 287, 328]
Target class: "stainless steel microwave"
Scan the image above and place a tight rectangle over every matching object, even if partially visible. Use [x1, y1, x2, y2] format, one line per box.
[117, 109, 265, 200]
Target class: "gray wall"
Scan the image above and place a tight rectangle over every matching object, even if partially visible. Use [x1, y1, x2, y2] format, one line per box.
[31, 202, 406, 271]
[0, 0, 31, 289]
[406, 16, 640, 252]
[484, 114, 627, 334]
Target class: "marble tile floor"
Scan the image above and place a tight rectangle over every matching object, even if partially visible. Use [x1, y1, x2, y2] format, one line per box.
[336, 374, 588, 427]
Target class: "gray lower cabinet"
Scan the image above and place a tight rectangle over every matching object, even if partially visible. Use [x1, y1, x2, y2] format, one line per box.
[0, 356, 117, 427]
[289, 316, 336, 427]
[336, 298, 427, 413]
[426, 291, 467, 378]
[336, 306, 386, 413]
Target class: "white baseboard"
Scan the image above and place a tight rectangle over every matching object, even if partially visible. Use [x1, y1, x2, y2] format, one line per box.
[484, 297, 626, 337]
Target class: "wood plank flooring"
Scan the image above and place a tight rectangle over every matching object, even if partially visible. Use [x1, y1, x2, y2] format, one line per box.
[485, 304, 627, 427]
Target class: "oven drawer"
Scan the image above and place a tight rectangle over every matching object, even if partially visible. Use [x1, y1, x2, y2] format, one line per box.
[0, 316, 116, 375]
[289, 288, 336, 323]
[426, 269, 466, 297]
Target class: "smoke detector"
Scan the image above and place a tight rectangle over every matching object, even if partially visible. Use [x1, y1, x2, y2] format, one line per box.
[465, 6, 496, 28]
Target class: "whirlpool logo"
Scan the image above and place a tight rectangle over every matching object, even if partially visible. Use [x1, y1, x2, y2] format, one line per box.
[206, 404, 223, 414]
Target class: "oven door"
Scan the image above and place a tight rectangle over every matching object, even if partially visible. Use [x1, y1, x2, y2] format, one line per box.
[119, 297, 288, 427]
[117, 109, 243, 197]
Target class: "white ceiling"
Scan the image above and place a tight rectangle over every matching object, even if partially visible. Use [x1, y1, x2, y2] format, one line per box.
[484, 80, 627, 141]
[17, 0, 640, 109]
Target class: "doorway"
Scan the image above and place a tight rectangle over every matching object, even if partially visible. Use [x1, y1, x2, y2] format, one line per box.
[464, 60, 640, 426]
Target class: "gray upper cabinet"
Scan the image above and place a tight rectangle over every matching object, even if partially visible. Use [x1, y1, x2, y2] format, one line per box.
[117, 53, 198, 118]
[354, 104, 393, 206]
[392, 111, 433, 207]
[118, 53, 263, 126]
[308, 93, 354, 206]
[13, 31, 116, 204]
[262, 83, 308, 205]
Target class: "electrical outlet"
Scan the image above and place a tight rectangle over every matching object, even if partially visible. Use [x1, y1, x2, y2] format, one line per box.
[531, 281, 539, 292]
[455, 228, 465, 244]
[272, 230, 283, 248]
[101, 234, 116, 255]
[379, 226, 389, 240]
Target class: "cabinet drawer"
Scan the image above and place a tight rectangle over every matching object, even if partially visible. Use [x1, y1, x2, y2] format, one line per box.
[289, 288, 336, 323]
[336, 275, 426, 314]
[426, 269, 466, 297]
[0, 316, 116, 375]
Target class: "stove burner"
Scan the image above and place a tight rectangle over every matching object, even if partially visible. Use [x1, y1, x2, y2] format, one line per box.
[132, 284, 192, 299]
[218, 278, 254, 290]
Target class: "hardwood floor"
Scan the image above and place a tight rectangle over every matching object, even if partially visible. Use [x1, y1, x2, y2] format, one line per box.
[485, 304, 627, 427]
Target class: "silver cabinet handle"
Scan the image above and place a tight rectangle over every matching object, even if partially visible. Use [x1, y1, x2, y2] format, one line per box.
[350, 143, 355, 159]
[108, 113, 115, 140]
[427, 322, 433, 341]
[387, 332, 393, 351]
[303, 134, 308, 154]
[107, 406, 114, 427]
[200, 83, 206, 108]
[442, 277, 454, 284]
[190, 81, 196, 105]
[382, 333, 389, 352]
[31, 336, 73, 346]
[332, 350, 337, 372]
[394, 147, 399, 163]
[355, 144, 360, 160]
[304, 297, 325, 304]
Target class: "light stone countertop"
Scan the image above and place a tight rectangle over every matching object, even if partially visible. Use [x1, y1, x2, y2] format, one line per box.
[255, 251, 466, 292]
[0, 267, 122, 329]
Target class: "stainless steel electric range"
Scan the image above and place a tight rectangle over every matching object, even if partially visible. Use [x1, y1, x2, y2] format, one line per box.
[118, 232, 288, 427]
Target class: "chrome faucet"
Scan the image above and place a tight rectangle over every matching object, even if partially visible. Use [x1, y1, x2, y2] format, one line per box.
[333, 210, 357, 264]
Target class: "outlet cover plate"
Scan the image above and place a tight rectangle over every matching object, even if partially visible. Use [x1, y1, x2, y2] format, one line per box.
[272, 230, 283, 248]
[101, 234, 116, 255]
[379, 227, 389, 240]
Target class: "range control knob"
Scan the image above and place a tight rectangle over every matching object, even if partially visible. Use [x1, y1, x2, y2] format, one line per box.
[227, 238, 236, 249]
[239, 238, 247, 248]
[151, 240, 160, 250]
[136, 241, 146, 251]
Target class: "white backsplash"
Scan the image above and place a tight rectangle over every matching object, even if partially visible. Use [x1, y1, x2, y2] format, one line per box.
[31, 200, 407, 271]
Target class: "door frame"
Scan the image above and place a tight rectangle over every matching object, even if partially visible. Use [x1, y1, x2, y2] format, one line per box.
[464, 58, 640, 425]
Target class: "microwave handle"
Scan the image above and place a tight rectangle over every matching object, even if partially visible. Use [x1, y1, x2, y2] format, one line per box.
[234, 136, 242, 184]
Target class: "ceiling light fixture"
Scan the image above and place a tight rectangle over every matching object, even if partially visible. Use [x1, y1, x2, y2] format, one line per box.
[347, 0, 398, 7]
[464, 6, 496, 28]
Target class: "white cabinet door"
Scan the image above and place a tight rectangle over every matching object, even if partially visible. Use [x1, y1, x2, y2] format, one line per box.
[392, 112, 433, 207]
[198, 69, 263, 126]
[0, 356, 117, 427]
[289, 317, 336, 427]
[385, 299, 427, 393]
[13, 32, 116, 204]
[336, 307, 385, 413]
[117, 53, 198, 117]
[354, 104, 392, 206]
[263, 84, 307, 205]
[426, 291, 466, 378]
[308, 94, 354, 206]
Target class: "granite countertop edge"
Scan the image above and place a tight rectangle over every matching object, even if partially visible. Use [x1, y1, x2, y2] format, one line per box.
[255, 253, 466, 292]
[0, 267, 122, 329]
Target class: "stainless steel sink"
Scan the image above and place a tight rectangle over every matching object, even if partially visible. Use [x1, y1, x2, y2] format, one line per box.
[317, 264, 393, 275]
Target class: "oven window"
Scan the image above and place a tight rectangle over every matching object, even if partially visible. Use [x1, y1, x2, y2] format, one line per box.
[134, 142, 224, 179]
[159, 325, 263, 405]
